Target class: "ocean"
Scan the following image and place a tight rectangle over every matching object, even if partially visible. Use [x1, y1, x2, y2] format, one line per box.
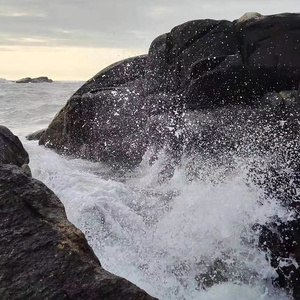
[0, 80, 292, 300]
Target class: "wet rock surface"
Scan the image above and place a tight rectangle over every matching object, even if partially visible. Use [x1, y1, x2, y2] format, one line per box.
[0, 127, 156, 299]
[40, 13, 300, 166]
[0, 125, 29, 167]
[0, 164, 156, 300]
[38, 12, 300, 298]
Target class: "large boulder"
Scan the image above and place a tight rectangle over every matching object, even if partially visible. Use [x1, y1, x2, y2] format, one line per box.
[39, 55, 150, 167]
[36, 12, 300, 299]
[0, 125, 29, 168]
[40, 13, 300, 166]
[186, 13, 300, 108]
[0, 163, 156, 299]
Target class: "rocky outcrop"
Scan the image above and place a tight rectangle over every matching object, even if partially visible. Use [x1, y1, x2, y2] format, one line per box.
[26, 128, 46, 141]
[0, 164, 156, 300]
[16, 77, 32, 83]
[38, 13, 300, 297]
[39, 13, 300, 167]
[39, 56, 149, 167]
[16, 76, 53, 83]
[0, 127, 156, 300]
[0, 125, 31, 176]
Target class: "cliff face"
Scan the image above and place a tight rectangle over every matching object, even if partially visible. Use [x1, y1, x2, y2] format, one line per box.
[0, 126, 156, 300]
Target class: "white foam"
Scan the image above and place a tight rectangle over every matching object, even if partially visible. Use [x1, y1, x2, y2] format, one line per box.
[2, 81, 290, 300]
[25, 140, 291, 300]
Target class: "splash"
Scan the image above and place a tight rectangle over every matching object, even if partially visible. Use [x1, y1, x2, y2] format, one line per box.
[25, 140, 291, 300]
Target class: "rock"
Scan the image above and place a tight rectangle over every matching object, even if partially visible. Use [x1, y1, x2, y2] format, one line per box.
[188, 13, 300, 108]
[0, 125, 29, 167]
[0, 164, 156, 300]
[256, 219, 300, 299]
[35, 12, 300, 299]
[279, 90, 300, 106]
[16, 77, 53, 83]
[39, 56, 150, 167]
[147, 19, 239, 96]
[74, 55, 147, 97]
[237, 12, 262, 24]
[26, 129, 46, 141]
[30, 76, 53, 83]
[40, 13, 300, 166]
[195, 259, 229, 290]
[16, 77, 32, 83]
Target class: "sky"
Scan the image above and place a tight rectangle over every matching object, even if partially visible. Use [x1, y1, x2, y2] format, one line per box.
[0, 0, 299, 81]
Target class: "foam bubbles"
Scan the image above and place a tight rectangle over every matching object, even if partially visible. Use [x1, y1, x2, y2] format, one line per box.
[25, 140, 291, 300]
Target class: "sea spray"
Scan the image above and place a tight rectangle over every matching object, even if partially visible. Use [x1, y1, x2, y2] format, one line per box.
[25, 140, 291, 299]
[1, 81, 292, 299]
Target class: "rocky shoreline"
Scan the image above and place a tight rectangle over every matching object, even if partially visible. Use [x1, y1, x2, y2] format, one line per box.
[35, 12, 300, 299]
[2, 11, 300, 299]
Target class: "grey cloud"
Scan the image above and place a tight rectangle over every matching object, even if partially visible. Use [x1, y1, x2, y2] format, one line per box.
[0, 0, 299, 50]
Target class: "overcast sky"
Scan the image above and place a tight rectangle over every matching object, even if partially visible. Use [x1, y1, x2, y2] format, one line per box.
[0, 0, 299, 80]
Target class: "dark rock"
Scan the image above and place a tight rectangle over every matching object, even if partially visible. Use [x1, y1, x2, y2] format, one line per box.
[256, 219, 300, 299]
[16, 77, 31, 83]
[40, 80, 149, 167]
[0, 125, 29, 167]
[0, 163, 157, 300]
[26, 129, 46, 141]
[146, 19, 239, 95]
[39, 56, 150, 167]
[171, 20, 238, 84]
[40, 13, 300, 166]
[195, 260, 229, 290]
[30, 76, 53, 83]
[35, 12, 300, 299]
[186, 13, 300, 108]
[237, 13, 300, 73]
[16, 77, 53, 83]
[74, 55, 148, 97]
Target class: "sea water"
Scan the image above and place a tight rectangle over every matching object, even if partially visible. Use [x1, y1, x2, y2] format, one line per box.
[0, 81, 292, 299]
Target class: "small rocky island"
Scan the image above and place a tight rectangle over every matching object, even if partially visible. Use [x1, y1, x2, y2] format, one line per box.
[16, 76, 53, 83]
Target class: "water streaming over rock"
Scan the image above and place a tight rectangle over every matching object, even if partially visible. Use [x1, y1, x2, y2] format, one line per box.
[0, 82, 292, 299]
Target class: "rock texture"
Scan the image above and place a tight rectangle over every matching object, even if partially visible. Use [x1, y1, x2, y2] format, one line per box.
[39, 56, 149, 167]
[16, 76, 53, 83]
[0, 127, 156, 300]
[38, 12, 300, 298]
[0, 125, 30, 172]
[40, 13, 300, 166]
[0, 164, 156, 300]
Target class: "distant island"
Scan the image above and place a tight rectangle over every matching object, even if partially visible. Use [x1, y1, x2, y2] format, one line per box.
[16, 76, 53, 83]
